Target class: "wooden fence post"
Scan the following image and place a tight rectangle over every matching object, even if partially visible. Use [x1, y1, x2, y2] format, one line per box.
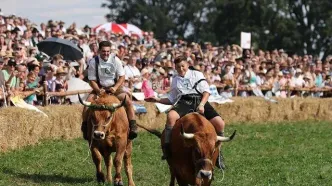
[43, 81, 48, 106]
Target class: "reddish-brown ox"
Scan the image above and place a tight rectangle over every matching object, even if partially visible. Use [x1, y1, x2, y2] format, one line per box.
[138, 112, 235, 186]
[79, 94, 135, 186]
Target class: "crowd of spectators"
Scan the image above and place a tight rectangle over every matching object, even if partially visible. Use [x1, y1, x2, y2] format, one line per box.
[1, 13, 332, 107]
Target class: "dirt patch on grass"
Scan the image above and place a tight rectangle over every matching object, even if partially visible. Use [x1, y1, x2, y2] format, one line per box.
[1, 97, 332, 152]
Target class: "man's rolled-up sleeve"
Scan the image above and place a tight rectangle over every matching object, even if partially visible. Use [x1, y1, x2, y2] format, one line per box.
[88, 59, 97, 81]
[115, 57, 125, 77]
[196, 72, 211, 94]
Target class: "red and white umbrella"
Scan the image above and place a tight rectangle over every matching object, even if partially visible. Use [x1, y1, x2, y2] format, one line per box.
[93, 23, 129, 35]
[119, 23, 143, 37]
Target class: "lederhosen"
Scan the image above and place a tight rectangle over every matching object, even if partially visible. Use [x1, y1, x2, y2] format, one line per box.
[92, 56, 125, 96]
[170, 79, 220, 120]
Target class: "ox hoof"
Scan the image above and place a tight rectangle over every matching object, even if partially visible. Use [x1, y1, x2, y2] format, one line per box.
[96, 172, 105, 182]
[114, 180, 124, 186]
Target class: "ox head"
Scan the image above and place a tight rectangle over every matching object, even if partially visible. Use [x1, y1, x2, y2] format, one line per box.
[78, 94, 126, 140]
[181, 124, 236, 184]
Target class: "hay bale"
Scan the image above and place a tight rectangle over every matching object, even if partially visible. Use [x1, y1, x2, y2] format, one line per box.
[2, 98, 332, 152]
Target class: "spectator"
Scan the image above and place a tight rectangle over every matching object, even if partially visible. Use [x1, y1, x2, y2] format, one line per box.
[51, 68, 68, 104]
[24, 71, 39, 104]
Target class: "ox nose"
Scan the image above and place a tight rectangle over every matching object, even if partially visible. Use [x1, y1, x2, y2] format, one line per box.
[199, 170, 212, 179]
[93, 131, 105, 139]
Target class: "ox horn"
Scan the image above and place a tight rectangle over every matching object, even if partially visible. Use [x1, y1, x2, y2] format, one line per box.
[78, 94, 126, 112]
[181, 124, 195, 139]
[217, 130, 237, 142]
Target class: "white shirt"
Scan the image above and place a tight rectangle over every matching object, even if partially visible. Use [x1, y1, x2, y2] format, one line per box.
[167, 69, 210, 104]
[290, 76, 305, 87]
[88, 54, 125, 87]
[124, 65, 140, 79]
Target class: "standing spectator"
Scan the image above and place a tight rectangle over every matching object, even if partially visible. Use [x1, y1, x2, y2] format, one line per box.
[2, 59, 19, 89]
[51, 68, 68, 104]
[24, 71, 39, 104]
[44, 66, 55, 91]
[0, 57, 5, 88]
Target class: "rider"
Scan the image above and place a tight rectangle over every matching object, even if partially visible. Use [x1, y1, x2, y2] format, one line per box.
[145, 56, 226, 169]
[81, 41, 138, 140]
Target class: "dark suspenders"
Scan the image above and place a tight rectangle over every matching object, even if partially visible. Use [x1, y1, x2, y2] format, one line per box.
[192, 78, 207, 96]
[94, 56, 100, 87]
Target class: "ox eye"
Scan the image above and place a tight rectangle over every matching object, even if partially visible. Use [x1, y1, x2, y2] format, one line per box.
[106, 115, 112, 121]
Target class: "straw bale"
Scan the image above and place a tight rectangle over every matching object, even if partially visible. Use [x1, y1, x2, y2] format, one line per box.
[2, 98, 332, 152]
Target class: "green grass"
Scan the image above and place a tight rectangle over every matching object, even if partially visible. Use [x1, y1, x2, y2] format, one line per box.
[1, 121, 332, 186]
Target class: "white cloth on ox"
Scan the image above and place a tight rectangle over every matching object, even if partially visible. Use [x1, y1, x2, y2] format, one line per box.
[208, 84, 234, 104]
[66, 77, 92, 103]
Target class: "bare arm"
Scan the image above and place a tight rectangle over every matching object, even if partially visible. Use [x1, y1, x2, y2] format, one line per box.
[113, 75, 125, 91]
[199, 92, 210, 106]
[89, 80, 102, 94]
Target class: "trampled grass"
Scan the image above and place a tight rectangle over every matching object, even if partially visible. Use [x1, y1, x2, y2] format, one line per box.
[0, 121, 332, 186]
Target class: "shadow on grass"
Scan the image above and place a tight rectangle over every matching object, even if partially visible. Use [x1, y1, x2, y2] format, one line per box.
[2, 167, 93, 184]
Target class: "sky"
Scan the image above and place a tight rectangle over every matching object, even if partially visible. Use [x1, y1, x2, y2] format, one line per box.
[0, 0, 109, 28]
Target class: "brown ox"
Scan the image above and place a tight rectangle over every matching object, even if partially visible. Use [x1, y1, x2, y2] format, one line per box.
[79, 94, 135, 186]
[138, 112, 235, 186]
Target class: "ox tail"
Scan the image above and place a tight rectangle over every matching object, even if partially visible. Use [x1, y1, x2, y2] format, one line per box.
[136, 123, 162, 138]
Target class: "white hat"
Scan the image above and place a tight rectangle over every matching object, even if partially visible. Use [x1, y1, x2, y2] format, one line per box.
[141, 68, 149, 76]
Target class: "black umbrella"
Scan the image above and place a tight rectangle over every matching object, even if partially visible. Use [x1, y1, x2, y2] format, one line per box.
[37, 37, 83, 60]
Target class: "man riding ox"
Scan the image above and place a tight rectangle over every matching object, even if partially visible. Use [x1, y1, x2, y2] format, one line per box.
[138, 113, 235, 186]
[79, 94, 135, 186]
[81, 40, 138, 141]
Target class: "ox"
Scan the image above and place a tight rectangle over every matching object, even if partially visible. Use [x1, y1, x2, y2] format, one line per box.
[79, 94, 135, 186]
[138, 112, 235, 186]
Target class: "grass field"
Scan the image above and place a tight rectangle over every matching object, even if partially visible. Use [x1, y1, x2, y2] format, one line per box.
[0, 121, 332, 186]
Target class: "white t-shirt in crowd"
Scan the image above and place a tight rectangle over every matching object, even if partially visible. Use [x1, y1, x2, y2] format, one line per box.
[290, 76, 305, 87]
[88, 54, 125, 87]
[167, 69, 210, 104]
[124, 65, 140, 79]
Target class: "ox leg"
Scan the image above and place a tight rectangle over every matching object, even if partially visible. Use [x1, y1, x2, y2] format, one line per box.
[91, 148, 105, 182]
[113, 141, 126, 186]
[124, 141, 135, 186]
[104, 154, 113, 183]
[169, 171, 175, 186]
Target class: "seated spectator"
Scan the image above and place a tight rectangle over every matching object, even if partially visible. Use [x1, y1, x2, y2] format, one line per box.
[220, 85, 233, 99]
[124, 56, 141, 87]
[290, 68, 305, 88]
[211, 67, 221, 84]
[221, 64, 234, 85]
